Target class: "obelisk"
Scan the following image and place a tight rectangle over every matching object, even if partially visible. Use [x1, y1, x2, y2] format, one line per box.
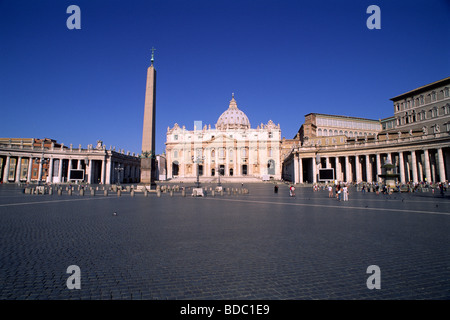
[140, 48, 157, 186]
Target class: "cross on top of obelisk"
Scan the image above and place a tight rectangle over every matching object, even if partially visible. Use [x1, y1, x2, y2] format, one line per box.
[151, 47, 156, 65]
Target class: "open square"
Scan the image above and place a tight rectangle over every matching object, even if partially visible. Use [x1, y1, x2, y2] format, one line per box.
[0, 183, 448, 300]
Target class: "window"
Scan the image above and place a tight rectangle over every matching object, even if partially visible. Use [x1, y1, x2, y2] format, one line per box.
[211, 149, 215, 158]
[431, 91, 436, 101]
[174, 134, 178, 140]
[445, 123, 450, 132]
[420, 95, 424, 104]
[431, 108, 438, 118]
[173, 150, 178, 158]
[445, 87, 449, 98]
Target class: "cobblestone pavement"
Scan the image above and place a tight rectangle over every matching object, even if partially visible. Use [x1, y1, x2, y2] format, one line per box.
[0, 183, 449, 300]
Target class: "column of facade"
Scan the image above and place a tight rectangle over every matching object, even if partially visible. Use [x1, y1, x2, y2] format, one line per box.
[100, 158, 106, 184]
[336, 157, 342, 182]
[298, 156, 303, 184]
[355, 155, 362, 182]
[88, 159, 93, 184]
[325, 156, 330, 169]
[68, 158, 72, 181]
[105, 158, 111, 184]
[2, 155, 10, 183]
[423, 149, 431, 183]
[37, 158, 43, 183]
[411, 151, 418, 183]
[345, 156, 350, 183]
[399, 152, 405, 183]
[27, 156, 33, 183]
[376, 153, 382, 182]
[48, 157, 54, 183]
[365, 154, 372, 183]
[293, 154, 299, 184]
[312, 156, 317, 183]
[58, 159, 63, 183]
[15, 157, 22, 183]
[437, 148, 446, 182]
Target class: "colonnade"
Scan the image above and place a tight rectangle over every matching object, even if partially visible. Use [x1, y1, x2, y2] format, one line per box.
[0, 153, 140, 185]
[290, 146, 448, 184]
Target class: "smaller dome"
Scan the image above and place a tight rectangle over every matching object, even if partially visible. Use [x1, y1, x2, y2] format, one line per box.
[216, 95, 251, 130]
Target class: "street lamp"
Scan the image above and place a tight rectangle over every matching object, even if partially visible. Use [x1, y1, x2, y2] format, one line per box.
[114, 163, 124, 185]
[191, 155, 204, 188]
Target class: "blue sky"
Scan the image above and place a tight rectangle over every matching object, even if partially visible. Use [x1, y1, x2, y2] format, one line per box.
[1, 0, 449, 155]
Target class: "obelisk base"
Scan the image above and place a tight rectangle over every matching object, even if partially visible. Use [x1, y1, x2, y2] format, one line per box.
[140, 158, 156, 188]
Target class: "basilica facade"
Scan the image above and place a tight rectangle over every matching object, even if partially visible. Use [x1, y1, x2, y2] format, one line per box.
[165, 95, 282, 180]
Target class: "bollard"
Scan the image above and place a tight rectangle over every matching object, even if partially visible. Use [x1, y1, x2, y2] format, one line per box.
[117, 189, 121, 197]
[131, 190, 135, 197]
[157, 189, 161, 197]
[49, 188, 53, 195]
[104, 189, 108, 196]
[144, 189, 148, 197]
[182, 189, 186, 197]
[91, 189, 95, 196]
[57, 188, 62, 196]
[211, 190, 215, 197]
[80, 189, 84, 196]
[68, 189, 72, 196]
[220, 189, 224, 196]
[170, 190, 173, 197]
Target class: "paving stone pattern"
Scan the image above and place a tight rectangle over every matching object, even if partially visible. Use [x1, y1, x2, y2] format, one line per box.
[0, 184, 449, 300]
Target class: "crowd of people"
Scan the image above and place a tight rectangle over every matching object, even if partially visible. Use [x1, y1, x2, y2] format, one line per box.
[277, 180, 449, 200]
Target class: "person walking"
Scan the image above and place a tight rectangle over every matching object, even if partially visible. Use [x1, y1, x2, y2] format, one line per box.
[289, 185, 295, 197]
[328, 185, 333, 198]
[343, 184, 349, 201]
[337, 184, 342, 201]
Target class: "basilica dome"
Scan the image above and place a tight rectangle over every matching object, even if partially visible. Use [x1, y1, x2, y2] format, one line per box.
[216, 95, 251, 130]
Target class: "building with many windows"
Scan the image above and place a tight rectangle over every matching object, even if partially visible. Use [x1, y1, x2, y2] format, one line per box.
[283, 77, 450, 185]
[165, 95, 282, 180]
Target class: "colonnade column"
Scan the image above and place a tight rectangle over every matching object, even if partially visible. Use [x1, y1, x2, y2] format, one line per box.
[411, 151, 418, 183]
[2, 155, 10, 183]
[399, 152, 405, 183]
[293, 154, 299, 184]
[298, 156, 303, 184]
[355, 155, 362, 182]
[336, 157, 342, 182]
[58, 159, 63, 183]
[365, 154, 372, 183]
[423, 149, 431, 183]
[105, 158, 111, 184]
[37, 158, 43, 182]
[27, 157, 33, 183]
[376, 153, 381, 182]
[15, 157, 22, 183]
[345, 156, 350, 183]
[312, 155, 317, 183]
[437, 148, 446, 182]
[48, 158, 54, 183]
